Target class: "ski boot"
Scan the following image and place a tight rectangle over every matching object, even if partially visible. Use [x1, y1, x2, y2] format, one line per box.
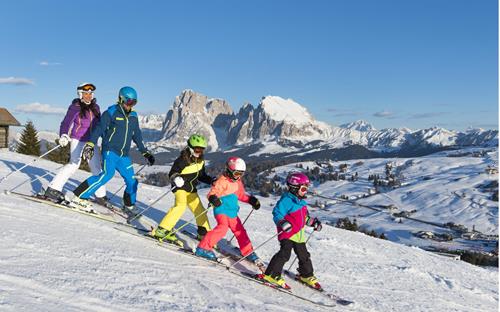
[94, 196, 113, 209]
[69, 197, 94, 212]
[246, 252, 265, 272]
[43, 187, 65, 203]
[151, 226, 183, 247]
[297, 275, 322, 290]
[258, 274, 290, 289]
[195, 247, 218, 261]
[122, 204, 140, 218]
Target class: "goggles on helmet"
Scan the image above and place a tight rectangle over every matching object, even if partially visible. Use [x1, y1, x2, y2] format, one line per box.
[81, 84, 95, 91]
[122, 98, 137, 106]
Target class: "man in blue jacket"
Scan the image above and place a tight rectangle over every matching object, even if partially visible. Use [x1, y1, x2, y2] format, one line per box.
[70, 86, 155, 215]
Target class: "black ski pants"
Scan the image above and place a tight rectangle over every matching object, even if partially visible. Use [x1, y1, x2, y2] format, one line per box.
[265, 239, 314, 278]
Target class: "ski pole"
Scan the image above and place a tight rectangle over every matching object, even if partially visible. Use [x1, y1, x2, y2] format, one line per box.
[0, 145, 61, 186]
[169, 204, 213, 237]
[228, 208, 255, 244]
[110, 164, 147, 202]
[286, 230, 315, 272]
[8, 164, 64, 193]
[228, 230, 284, 270]
[128, 188, 172, 223]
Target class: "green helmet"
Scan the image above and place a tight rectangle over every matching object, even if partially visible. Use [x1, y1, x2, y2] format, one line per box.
[187, 134, 207, 149]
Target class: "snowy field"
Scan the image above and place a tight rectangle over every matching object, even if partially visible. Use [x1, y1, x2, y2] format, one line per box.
[0, 150, 498, 311]
[267, 148, 499, 253]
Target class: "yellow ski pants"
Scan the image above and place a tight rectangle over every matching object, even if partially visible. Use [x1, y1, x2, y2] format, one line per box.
[158, 190, 211, 232]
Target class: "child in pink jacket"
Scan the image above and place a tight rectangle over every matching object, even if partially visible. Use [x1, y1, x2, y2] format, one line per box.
[195, 157, 261, 264]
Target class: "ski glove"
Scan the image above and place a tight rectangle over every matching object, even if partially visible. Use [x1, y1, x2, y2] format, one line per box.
[58, 134, 70, 147]
[82, 142, 94, 162]
[143, 151, 155, 166]
[248, 196, 260, 210]
[307, 217, 322, 232]
[278, 220, 293, 233]
[173, 176, 184, 188]
[208, 195, 222, 207]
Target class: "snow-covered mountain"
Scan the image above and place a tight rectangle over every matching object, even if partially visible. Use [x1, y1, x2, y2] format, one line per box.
[138, 114, 165, 130]
[138, 114, 166, 142]
[160, 89, 233, 151]
[141, 90, 497, 154]
[226, 96, 333, 145]
[340, 120, 376, 132]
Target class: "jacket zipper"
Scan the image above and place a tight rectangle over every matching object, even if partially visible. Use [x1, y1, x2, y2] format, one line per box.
[108, 127, 116, 142]
[189, 162, 200, 192]
[119, 105, 129, 157]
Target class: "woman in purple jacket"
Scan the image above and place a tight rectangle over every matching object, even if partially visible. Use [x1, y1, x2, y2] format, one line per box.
[44, 83, 107, 205]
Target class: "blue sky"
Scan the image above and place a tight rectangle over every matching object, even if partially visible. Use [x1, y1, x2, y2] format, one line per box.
[0, 0, 497, 132]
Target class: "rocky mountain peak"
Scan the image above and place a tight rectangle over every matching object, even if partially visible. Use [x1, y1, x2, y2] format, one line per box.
[340, 120, 376, 132]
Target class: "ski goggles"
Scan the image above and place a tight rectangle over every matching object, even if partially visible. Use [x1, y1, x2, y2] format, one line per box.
[123, 98, 137, 106]
[298, 185, 309, 193]
[232, 170, 244, 178]
[193, 147, 205, 154]
[80, 84, 96, 91]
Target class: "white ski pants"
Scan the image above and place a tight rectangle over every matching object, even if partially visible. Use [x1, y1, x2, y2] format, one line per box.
[48, 138, 106, 198]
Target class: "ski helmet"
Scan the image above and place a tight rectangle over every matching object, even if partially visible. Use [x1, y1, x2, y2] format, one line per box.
[77, 82, 96, 104]
[187, 134, 208, 149]
[286, 172, 310, 198]
[118, 86, 137, 106]
[226, 157, 246, 180]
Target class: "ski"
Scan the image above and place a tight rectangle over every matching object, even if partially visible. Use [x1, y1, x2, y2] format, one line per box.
[283, 269, 354, 306]
[90, 198, 130, 219]
[229, 271, 338, 308]
[5, 190, 138, 229]
[113, 225, 228, 267]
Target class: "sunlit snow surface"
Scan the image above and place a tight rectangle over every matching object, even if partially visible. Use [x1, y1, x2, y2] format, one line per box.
[0, 150, 497, 311]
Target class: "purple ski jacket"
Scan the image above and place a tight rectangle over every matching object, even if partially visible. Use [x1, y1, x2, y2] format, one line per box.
[59, 99, 101, 141]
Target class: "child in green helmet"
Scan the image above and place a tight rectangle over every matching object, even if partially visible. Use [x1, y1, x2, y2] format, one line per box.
[151, 134, 215, 245]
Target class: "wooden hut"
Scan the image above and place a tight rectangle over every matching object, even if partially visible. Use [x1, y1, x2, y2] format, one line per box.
[0, 108, 21, 148]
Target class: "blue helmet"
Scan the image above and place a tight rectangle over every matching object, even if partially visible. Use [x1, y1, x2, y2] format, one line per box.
[118, 86, 138, 106]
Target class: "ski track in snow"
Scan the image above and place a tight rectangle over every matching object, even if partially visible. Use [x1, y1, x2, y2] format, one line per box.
[0, 150, 498, 311]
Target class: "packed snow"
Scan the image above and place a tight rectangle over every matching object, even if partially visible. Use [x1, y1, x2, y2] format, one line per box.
[0, 150, 498, 311]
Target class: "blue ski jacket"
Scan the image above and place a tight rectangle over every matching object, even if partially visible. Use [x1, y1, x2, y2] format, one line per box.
[88, 104, 147, 157]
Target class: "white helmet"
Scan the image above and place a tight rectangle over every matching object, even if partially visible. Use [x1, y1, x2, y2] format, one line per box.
[77, 82, 96, 104]
[226, 156, 246, 180]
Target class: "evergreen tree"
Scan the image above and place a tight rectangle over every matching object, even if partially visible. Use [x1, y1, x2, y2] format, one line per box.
[16, 121, 41, 156]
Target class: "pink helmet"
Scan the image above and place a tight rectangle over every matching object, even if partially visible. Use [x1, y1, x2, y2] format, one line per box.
[286, 172, 310, 187]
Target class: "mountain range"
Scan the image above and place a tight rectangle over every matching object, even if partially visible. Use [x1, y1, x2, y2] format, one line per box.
[139, 90, 498, 156]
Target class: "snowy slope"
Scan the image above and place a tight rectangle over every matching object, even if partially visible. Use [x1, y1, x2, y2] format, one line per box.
[0, 150, 498, 311]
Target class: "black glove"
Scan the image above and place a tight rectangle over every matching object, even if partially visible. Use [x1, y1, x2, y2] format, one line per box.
[248, 196, 260, 210]
[278, 220, 293, 233]
[82, 142, 94, 162]
[143, 151, 155, 166]
[208, 195, 222, 207]
[307, 217, 322, 232]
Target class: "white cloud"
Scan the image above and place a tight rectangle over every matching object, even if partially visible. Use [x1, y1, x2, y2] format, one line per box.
[39, 61, 62, 66]
[373, 110, 394, 118]
[15, 102, 66, 115]
[0, 77, 35, 85]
